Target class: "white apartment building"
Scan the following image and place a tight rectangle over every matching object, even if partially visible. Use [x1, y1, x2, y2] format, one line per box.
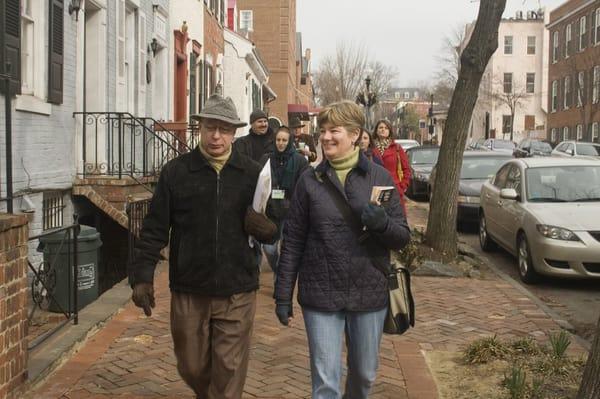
[465, 9, 549, 143]
[223, 28, 273, 134]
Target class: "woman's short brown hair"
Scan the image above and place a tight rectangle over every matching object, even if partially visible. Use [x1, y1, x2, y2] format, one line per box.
[317, 101, 365, 135]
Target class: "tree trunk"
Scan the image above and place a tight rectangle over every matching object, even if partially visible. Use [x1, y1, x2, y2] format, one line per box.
[510, 113, 515, 142]
[577, 316, 600, 399]
[426, 0, 506, 259]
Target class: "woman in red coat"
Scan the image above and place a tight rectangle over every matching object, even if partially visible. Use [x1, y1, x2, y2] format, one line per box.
[372, 120, 411, 215]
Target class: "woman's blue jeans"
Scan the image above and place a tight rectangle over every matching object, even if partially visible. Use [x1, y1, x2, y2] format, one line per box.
[302, 306, 387, 399]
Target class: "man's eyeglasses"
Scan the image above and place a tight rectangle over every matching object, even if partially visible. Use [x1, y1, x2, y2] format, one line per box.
[202, 123, 236, 135]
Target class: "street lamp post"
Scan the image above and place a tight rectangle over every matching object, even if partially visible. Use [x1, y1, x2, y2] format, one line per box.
[356, 76, 377, 130]
[428, 94, 435, 142]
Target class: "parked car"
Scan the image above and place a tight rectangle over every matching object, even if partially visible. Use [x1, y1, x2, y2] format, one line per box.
[481, 138, 516, 153]
[430, 151, 511, 225]
[551, 141, 600, 160]
[468, 138, 486, 150]
[479, 157, 600, 283]
[406, 146, 439, 200]
[513, 139, 553, 158]
[394, 139, 420, 150]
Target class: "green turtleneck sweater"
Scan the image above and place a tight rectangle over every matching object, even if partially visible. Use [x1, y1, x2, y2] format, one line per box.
[329, 147, 360, 186]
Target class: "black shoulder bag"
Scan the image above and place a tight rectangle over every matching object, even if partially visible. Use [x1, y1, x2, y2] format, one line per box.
[319, 171, 415, 335]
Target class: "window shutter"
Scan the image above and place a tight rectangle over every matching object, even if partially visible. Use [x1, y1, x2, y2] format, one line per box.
[189, 52, 197, 118]
[138, 11, 146, 115]
[198, 60, 204, 110]
[0, 0, 21, 95]
[48, 0, 64, 104]
[592, 10, 597, 45]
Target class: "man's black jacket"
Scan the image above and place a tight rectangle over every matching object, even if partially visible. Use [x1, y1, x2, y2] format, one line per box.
[233, 128, 275, 162]
[130, 148, 262, 296]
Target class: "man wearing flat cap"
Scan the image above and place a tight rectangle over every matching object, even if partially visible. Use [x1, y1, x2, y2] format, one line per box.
[233, 108, 275, 162]
[289, 116, 318, 163]
[129, 94, 277, 399]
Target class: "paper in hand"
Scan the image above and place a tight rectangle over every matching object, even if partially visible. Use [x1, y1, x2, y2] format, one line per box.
[249, 160, 272, 247]
[370, 186, 395, 206]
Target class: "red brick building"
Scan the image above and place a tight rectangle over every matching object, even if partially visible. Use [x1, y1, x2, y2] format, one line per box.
[235, 0, 314, 123]
[547, 0, 600, 144]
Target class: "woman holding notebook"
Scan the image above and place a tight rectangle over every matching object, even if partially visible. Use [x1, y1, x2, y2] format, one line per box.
[274, 101, 410, 399]
[372, 119, 411, 215]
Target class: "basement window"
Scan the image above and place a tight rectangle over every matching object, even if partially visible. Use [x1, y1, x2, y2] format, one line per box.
[43, 191, 65, 231]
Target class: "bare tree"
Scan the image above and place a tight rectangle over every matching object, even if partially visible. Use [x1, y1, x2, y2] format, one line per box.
[433, 25, 466, 107]
[313, 41, 396, 106]
[577, 315, 600, 398]
[490, 77, 529, 141]
[425, 0, 506, 260]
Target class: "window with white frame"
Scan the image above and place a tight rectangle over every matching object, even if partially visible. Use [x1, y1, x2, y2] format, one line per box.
[580, 16, 587, 51]
[239, 10, 253, 31]
[566, 24, 572, 57]
[563, 126, 570, 141]
[593, 122, 599, 142]
[552, 31, 559, 62]
[577, 124, 583, 140]
[577, 71, 585, 107]
[404, 91, 410, 99]
[552, 80, 558, 112]
[504, 36, 513, 54]
[551, 128, 558, 142]
[564, 76, 571, 109]
[20, 0, 35, 95]
[593, 66, 600, 104]
[526, 73, 535, 93]
[527, 36, 536, 54]
[503, 73, 513, 93]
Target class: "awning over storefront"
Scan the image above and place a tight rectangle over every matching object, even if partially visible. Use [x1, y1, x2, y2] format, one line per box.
[262, 84, 277, 103]
[288, 104, 310, 120]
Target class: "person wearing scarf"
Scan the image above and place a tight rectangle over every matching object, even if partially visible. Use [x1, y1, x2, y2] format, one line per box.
[372, 119, 411, 216]
[259, 126, 309, 283]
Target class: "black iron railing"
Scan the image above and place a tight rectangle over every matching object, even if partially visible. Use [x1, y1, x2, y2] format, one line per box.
[27, 221, 80, 350]
[126, 197, 152, 283]
[73, 112, 192, 179]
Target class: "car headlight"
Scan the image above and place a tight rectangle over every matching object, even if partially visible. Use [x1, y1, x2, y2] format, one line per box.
[536, 225, 580, 241]
[457, 195, 480, 204]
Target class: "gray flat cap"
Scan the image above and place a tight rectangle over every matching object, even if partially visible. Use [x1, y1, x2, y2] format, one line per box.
[191, 94, 247, 127]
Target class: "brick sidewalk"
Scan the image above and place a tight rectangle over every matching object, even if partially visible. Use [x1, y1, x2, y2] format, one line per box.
[27, 201, 584, 399]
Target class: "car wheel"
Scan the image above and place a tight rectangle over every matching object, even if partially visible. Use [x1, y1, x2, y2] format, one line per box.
[479, 212, 496, 252]
[517, 233, 540, 284]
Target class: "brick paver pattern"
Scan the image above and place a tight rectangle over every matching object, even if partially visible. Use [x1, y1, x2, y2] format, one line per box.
[28, 202, 582, 398]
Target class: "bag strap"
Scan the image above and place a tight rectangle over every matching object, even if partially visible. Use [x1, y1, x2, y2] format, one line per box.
[318, 170, 392, 277]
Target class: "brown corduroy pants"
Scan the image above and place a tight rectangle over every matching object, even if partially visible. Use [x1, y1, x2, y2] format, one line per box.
[170, 291, 257, 399]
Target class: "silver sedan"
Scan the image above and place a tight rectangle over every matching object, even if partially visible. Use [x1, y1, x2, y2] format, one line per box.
[478, 157, 600, 283]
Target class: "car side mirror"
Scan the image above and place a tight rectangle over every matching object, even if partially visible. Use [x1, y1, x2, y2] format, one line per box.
[500, 188, 519, 201]
[566, 149, 574, 156]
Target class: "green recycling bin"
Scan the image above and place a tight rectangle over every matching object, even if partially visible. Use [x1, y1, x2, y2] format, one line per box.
[38, 225, 102, 312]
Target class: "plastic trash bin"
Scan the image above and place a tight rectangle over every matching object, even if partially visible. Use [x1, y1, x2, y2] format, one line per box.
[38, 225, 102, 312]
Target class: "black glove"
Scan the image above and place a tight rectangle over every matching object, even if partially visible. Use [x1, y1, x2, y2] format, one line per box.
[275, 302, 293, 326]
[361, 203, 389, 233]
[132, 282, 155, 317]
[244, 207, 277, 242]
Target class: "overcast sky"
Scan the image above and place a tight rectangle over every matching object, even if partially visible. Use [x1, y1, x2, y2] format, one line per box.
[297, 0, 565, 87]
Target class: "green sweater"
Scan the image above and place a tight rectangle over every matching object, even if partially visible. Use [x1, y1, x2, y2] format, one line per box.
[329, 147, 360, 186]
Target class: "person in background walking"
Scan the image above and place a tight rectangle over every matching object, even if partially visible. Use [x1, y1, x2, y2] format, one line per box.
[358, 128, 383, 166]
[290, 116, 318, 163]
[372, 119, 411, 215]
[259, 126, 309, 285]
[234, 109, 274, 162]
[130, 94, 277, 399]
[274, 101, 411, 399]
